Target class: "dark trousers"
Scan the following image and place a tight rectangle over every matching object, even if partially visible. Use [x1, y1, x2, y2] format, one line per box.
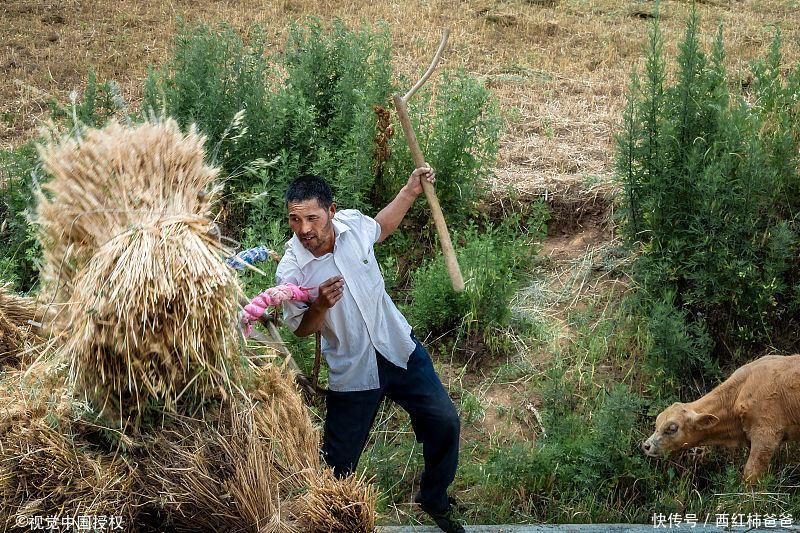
[321, 335, 460, 513]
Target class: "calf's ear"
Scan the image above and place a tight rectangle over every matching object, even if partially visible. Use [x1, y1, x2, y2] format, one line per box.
[694, 413, 719, 430]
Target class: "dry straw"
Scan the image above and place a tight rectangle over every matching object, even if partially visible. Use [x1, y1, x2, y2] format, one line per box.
[0, 361, 140, 530]
[0, 282, 41, 367]
[36, 119, 241, 420]
[302, 469, 377, 533]
[11, 118, 377, 532]
[139, 364, 377, 533]
[142, 364, 322, 532]
[0, 359, 377, 532]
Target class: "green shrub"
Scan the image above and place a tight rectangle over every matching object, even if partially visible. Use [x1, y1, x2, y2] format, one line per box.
[1, 70, 120, 292]
[481, 441, 552, 497]
[49, 67, 119, 130]
[145, 18, 503, 261]
[643, 291, 719, 395]
[468, 367, 655, 521]
[407, 210, 546, 349]
[572, 384, 649, 489]
[532, 369, 649, 492]
[143, 20, 277, 181]
[0, 144, 42, 291]
[384, 69, 503, 230]
[616, 7, 800, 355]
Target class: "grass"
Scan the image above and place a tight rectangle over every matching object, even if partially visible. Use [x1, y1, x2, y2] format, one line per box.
[354, 238, 800, 526]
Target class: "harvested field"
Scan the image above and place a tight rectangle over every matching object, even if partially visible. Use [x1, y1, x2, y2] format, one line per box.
[4, 0, 798, 202]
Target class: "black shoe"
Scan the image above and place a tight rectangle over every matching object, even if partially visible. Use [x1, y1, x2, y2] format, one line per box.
[414, 493, 465, 533]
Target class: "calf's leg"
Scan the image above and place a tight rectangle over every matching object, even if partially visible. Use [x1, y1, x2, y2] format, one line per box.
[743, 430, 782, 484]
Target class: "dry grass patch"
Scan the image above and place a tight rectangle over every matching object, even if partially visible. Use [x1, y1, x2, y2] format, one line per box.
[3, 0, 798, 201]
[0, 358, 377, 532]
[0, 360, 140, 530]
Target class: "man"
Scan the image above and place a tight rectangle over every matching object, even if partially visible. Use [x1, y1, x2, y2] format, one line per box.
[275, 167, 464, 533]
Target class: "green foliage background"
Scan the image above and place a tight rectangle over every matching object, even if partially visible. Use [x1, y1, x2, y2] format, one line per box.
[616, 7, 800, 378]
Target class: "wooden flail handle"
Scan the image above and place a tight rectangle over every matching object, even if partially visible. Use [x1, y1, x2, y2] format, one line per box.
[392, 30, 465, 292]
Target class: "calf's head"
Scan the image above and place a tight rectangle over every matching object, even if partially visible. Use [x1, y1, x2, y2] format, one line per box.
[642, 402, 719, 456]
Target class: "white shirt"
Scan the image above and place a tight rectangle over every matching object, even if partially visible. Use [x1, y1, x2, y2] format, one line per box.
[275, 209, 416, 392]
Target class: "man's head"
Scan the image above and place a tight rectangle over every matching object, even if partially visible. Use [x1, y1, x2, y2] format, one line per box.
[285, 175, 336, 256]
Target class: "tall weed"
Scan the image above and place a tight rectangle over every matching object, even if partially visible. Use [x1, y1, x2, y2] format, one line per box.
[1, 71, 120, 291]
[384, 69, 502, 229]
[643, 291, 719, 395]
[408, 210, 546, 354]
[616, 7, 800, 356]
[145, 18, 503, 258]
[0, 144, 41, 291]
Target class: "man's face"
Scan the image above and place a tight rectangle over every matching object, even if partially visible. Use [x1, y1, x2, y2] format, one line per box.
[288, 199, 336, 256]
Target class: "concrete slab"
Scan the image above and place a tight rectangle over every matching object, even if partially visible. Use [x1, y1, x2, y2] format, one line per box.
[378, 525, 800, 533]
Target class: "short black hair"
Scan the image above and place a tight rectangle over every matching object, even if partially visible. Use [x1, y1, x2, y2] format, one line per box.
[285, 174, 333, 209]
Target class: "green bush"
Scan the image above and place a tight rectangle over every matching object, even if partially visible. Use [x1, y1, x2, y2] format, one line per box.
[50, 67, 119, 131]
[1, 70, 120, 292]
[144, 18, 503, 259]
[384, 69, 503, 230]
[572, 384, 649, 488]
[407, 210, 546, 349]
[534, 369, 650, 492]
[465, 367, 656, 521]
[616, 7, 800, 354]
[0, 144, 42, 291]
[643, 291, 719, 395]
[143, 21, 276, 180]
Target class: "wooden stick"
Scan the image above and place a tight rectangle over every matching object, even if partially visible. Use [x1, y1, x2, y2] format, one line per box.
[392, 30, 465, 292]
[312, 332, 322, 391]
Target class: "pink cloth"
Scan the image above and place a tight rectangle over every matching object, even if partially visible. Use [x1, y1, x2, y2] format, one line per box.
[242, 283, 311, 337]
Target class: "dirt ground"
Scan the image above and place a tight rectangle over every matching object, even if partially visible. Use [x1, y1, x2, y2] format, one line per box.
[456, 207, 621, 443]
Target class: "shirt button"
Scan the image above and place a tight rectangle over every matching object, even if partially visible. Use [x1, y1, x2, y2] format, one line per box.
[363, 259, 368, 264]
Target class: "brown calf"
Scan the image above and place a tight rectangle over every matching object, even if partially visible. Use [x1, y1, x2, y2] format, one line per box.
[642, 354, 800, 483]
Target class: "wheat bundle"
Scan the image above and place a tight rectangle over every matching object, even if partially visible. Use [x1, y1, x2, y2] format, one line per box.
[36, 119, 240, 419]
[27, 118, 377, 531]
[0, 361, 139, 531]
[0, 355, 376, 532]
[0, 282, 41, 366]
[142, 364, 319, 532]
[0, 359, 71, 438]
[301, 469, 377, 533]
[0, 420, 140, 530]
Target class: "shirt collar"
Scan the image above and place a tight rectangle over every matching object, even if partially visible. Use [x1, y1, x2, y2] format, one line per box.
[290, 215, 350, 268]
